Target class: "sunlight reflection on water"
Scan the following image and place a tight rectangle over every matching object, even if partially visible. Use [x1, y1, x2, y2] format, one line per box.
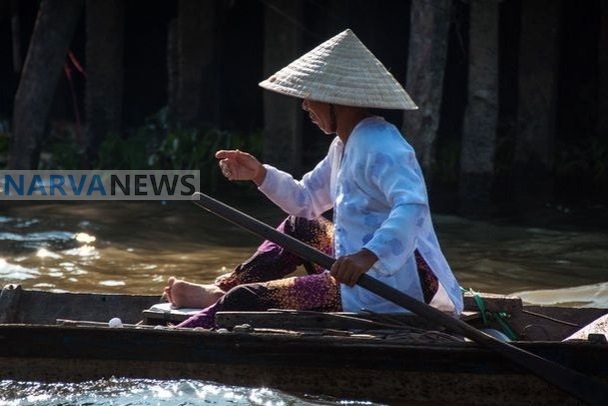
[0, 378, 363, 406]
[0, 200, 607, 299]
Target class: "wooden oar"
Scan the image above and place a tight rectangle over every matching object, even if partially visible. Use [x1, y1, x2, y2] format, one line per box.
[191, 191, 608, 405]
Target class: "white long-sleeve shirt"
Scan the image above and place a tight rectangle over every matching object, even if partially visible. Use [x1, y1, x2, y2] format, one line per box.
[258, 116, 463, 315]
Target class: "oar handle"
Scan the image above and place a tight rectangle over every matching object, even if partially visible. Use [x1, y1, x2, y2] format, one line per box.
[191, 192, 608, 405]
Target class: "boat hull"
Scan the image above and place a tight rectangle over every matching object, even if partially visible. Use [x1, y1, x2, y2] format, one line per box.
[0, 323, 606, 405]
[2, 285, 607, 404]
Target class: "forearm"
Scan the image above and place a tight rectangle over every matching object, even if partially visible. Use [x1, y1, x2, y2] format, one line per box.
[258, 165, 332, 219]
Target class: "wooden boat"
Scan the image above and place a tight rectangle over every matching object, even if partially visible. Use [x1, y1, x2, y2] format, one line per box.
[0, 283, 607, 405]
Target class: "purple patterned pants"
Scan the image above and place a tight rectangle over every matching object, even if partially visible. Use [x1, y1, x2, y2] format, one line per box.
[177, 216, 339, 328]
[177, 215, 438, 329]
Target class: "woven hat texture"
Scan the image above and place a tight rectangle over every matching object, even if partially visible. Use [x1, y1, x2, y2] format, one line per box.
[259, 29, 417, 110]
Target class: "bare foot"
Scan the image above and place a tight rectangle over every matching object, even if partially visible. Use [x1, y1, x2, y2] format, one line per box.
[163, 277, 225, 308]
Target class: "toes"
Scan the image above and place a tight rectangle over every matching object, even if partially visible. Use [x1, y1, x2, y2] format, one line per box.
[163, 286, 173, 304]
[164, 277, 178, 305]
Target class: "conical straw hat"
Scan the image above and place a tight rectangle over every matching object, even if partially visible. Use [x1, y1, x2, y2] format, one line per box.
[259, 29, 417, 110]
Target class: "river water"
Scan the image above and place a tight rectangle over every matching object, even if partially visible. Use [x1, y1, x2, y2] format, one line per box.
[1, 198, 607, 405]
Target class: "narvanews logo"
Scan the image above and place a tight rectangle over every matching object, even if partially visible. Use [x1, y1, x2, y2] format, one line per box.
[0, 170, 200, 200]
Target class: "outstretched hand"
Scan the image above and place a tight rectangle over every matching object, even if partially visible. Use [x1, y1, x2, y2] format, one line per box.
[215, 150, 267, 186]
[330, 248, 378, 287]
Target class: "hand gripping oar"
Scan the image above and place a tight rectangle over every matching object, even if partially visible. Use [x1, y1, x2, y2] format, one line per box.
[191, 192, 608, 405]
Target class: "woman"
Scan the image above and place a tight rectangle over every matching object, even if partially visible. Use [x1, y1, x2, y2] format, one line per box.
[164, 29, 463, 328]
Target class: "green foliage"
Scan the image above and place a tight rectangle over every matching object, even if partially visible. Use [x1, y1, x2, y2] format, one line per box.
[96, 130, 152, 170]
[96, 108, 263, 192]
[555, 136, 608, 190]
[28, 108, 263, 193]
[39, 122, 86, 170]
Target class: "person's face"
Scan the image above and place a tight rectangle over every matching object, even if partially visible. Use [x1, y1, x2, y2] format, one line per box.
[302, 99, 332, 134]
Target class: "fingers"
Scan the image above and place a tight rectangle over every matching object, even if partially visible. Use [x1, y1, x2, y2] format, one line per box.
[330, 259, 358, 287]
[215, 149, 238, 159]
[216, 149, 265, 185]
[330, 250, 378, 287]
[216, 150, 241, 180]
[219, 159, 234, 180]
[216, 149, 262, 182]
[216, 149, 251, 161]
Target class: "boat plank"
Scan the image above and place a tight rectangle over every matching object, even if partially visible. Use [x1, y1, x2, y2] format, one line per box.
[3, 287, 159, 324]
[506, 306, 608, 341]
[215, 310, 442, 331]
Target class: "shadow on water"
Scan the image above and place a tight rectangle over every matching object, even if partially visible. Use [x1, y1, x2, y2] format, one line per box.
[0, 197, 607, 305]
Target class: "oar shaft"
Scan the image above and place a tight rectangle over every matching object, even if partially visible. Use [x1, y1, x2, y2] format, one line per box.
[191, 192, 608, 405]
